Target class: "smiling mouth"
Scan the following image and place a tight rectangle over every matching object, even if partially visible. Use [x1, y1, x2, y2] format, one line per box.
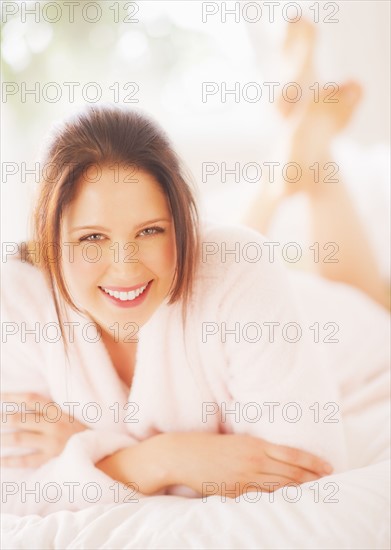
[99, 282, 151, 302]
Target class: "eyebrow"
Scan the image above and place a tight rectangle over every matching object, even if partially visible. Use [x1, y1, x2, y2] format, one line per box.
[70, 218, 172, 233]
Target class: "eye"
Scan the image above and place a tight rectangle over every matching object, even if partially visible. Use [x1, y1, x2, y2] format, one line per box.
[138, 226, 165, 237]
[79, 234, 105, 242]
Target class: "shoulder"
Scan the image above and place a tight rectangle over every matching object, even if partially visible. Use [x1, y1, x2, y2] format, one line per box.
[1, 256, 50, 292]
[191, 220, 288, 306]
[197, 220, 282, 281]
[200, 220, 267, 247]
[1, 257, 56, 321]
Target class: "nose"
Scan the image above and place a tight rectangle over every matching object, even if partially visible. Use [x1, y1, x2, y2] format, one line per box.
[108, 240, 144, 278]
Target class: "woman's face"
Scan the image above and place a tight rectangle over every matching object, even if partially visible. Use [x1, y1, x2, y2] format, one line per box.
[61, 165, 176, 341]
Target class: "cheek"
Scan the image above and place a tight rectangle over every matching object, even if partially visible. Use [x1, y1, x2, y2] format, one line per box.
[161, 236, 176, 279]
[141, 236, 176, 281]
[160, 237, 177, 276]
[62, 246, 107, 296]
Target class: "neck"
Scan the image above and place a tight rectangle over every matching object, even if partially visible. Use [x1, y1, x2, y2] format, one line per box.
[101, 329, 138, 387]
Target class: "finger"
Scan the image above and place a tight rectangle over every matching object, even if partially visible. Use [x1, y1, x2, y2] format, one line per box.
[264, 443, 333, 475]
[1, 430, 47, 451]
[221, 476, 305, 498]
[0, 393, 61, 425]
[258, 462, 322, 484]
[254, 475, 308, 493]
[1, 452, 46, 469]
[1, 392, 55, 408]
[1, 412, 56, 435]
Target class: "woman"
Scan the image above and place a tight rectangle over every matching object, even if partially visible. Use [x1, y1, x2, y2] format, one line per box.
[1, 104, 386, 516]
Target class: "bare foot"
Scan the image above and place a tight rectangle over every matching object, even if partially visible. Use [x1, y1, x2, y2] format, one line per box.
[270, 81, 364, 199]
[244, 81, 363, 233]
[277, 19, 317, 118]
[289, 80, 363, 179]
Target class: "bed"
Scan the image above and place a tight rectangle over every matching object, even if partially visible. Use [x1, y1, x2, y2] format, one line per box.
[2, 349, 389, 550]
[2, 142, 390, 549]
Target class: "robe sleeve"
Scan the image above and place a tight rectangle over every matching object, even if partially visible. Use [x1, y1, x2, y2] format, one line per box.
[1, 259, 140, 516]
[212, 227, 349, 472]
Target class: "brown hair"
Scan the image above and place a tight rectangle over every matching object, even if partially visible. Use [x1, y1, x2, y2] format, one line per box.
[22, 104, 200, 342]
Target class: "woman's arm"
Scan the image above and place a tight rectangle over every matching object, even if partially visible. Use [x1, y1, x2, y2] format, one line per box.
[1, 260, 142, 515]
[96, 433, 173, 494]
[205, 227, 348, 472]
[2, 395, 332, 501]
[96, 432, 332, 497]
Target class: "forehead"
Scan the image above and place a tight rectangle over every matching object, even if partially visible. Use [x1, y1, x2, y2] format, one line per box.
[64, 166, 171, 223]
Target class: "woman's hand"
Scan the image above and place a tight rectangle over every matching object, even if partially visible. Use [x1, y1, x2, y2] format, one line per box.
[167, 432, 334, 498]
[96, 431, 333, 498]
[1, 393, 88, 468]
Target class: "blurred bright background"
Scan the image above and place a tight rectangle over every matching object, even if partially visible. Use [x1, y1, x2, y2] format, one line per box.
[1, 0, 390, 276]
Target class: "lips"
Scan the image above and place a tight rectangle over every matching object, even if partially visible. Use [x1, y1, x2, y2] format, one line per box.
[102, 284, 147, 300]
[98, 280, 153, 308]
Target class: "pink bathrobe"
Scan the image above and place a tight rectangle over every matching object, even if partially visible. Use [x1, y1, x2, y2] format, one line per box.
[2, 223, 388, 516]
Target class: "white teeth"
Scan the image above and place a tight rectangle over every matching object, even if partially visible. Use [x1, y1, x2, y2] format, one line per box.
[101, 283, 148, 301]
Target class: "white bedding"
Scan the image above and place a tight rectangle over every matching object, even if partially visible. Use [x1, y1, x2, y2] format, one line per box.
[2, 359, 389, 550]
[1, 465, 389, 549]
